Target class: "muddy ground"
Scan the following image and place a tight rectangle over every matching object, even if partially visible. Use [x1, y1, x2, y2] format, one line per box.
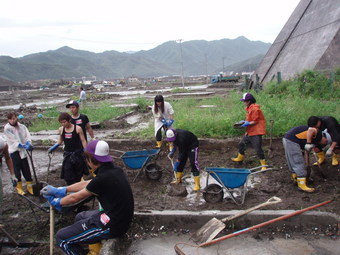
[0, 84, 339, 254]
[0, 139, 339, 254]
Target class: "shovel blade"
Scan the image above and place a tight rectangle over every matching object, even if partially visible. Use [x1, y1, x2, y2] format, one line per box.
[191, 217, 226, 244]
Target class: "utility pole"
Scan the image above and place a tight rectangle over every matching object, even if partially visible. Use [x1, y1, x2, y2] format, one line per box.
[205, 53, 209, 84]
[177, 39, 185, 88]
[222, 57, 226, 73]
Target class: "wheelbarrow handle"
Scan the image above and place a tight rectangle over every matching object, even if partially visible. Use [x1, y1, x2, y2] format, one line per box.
[221, 196, 282, 222]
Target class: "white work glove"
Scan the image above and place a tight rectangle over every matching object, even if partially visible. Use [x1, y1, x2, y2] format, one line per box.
[304, 143, 315, 152]
[325, 147, 333, 157]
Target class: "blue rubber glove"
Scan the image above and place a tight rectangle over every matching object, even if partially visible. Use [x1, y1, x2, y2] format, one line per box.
[173, 161, 180, 172]
[25, 141, 33, 151]
[161, 118, 167, 126]
[40, 185, 67, 198]
[48, 143, 59, 154]
[167, 119, 174, 127]
[168, 146, 176, 159]
[18, 143, 26, 149]
[44, 195, 62, 212]
[241, 121, 250, 128]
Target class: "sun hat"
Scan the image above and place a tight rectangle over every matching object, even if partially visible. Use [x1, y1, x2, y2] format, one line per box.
[66, 100, 79, 108]
[86, 140, 112, 163]
[166, 129, 176, 142]
[240, 93, 255, 102]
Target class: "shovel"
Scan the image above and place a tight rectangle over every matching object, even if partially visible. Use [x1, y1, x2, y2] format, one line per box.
[26, 150, 44, 196]
[268, 120, 274, 158]
[191, 196, 282, 244]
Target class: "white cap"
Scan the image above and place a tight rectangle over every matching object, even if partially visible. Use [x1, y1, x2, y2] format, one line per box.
[166, 129, 176, 142]
[0, 137, 6, 150]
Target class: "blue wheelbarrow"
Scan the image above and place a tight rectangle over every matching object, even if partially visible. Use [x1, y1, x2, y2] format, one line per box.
[120, 149, 162, 182]
[203, 166, 274, 205]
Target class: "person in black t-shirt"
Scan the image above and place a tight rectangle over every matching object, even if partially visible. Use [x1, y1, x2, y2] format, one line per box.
[66, 100, 94, 141]
[48, 112, 88, 185]
[166, 128, 201, 191]
[42, 140, 134, 255]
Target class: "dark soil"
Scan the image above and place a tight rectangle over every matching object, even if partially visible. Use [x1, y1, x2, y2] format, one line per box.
[0, 138, 338, 254]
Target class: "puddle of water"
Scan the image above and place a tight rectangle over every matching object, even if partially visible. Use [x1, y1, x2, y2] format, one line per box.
[0, 98, 68, 110]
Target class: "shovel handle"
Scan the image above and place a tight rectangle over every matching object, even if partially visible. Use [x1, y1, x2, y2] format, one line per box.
[221, 196, 282, 222]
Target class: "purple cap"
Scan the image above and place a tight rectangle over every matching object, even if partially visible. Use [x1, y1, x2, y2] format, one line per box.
[66, 100, 79, 108]
[240, 93, 254, 102]
[86, 140, 112, 163]
[166, 129, 176, 142]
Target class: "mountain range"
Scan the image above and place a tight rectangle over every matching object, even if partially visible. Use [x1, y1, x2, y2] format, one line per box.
[0, 36, 271, 82]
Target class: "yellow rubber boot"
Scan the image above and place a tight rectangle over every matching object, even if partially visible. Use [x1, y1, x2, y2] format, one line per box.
[168, 142, 173, 152]
[26, 181, 34, 195]
[332, 153, 339, 166]
[313, 151, 325, 165]
[297, 177, 315, 193]
[16, 182, 26, 195]
[171, 172, 183, 184]
[231, 153, 245, 162]
[193, 176, 201, 191]
[291, 173, 297, 183]
[156, 141, 162, 148]
[260, 159, 267, 170]
[87, 243, 102, 255]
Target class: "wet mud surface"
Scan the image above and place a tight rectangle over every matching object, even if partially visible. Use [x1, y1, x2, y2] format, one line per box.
[0, 139, 339, 254]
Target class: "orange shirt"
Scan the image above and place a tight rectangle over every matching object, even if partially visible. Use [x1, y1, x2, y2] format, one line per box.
[245, 103, 266, 136]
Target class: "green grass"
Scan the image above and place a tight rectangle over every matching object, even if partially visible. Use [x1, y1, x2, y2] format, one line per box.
[30, 69, 340, 138]
[29, 102, 131, 132]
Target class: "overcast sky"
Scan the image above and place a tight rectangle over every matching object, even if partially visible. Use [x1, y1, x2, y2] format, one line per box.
[0, 0, 300, 58]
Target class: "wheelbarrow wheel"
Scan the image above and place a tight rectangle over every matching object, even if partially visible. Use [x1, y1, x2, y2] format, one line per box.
[145, 163, 162, 180]
[203, 184, 224, 203]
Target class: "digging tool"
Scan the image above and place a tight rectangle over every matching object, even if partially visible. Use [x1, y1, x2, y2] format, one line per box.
[26, 150, 44, 196]
[199, 199, 333, 247]
[313, 152, 327, 179]
[268, 120, 274, 158]
[191, 196, 282, 244]
[50, 205, 54, 255]
[46, 152, 53, 184]
[304, 151, 313, 181]
[0, 224, 19, 246]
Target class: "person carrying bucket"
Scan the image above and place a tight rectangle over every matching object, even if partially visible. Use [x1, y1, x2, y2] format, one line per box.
[166, 128, 201, 191]
[231, 93, 267, 170]
[0, 136, 18, 207]
[3, 112, 34, 195]
[152, 95, 174, 150]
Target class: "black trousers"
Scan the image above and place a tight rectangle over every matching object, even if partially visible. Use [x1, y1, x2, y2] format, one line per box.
[177, 147, 200, 176]
[238, 135, 265, 160]
[10, 151, 32, 182]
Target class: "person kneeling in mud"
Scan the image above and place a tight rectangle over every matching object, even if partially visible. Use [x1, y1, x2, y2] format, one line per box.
[48, 112, 88, 185]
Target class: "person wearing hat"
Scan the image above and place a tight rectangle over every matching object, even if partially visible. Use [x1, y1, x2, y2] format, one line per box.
[48, 112, 88, 185]
[231, 93, 267, 170]
[3, 112, 34, 195]
[152, 95, 174, 149]
[306, 116, 339, 166]
[166, 128, 200, 191]
[0, 136, 18, 208]
[66, 100, 94, 142]
[283, 125, 329, 192]
[41, 140, 134, 255]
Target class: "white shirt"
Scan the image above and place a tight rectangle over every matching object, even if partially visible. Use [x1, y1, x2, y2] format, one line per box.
[4, 123, 31, 159]
[80, 90, 86, 101]
[152, 101, 174, 135]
